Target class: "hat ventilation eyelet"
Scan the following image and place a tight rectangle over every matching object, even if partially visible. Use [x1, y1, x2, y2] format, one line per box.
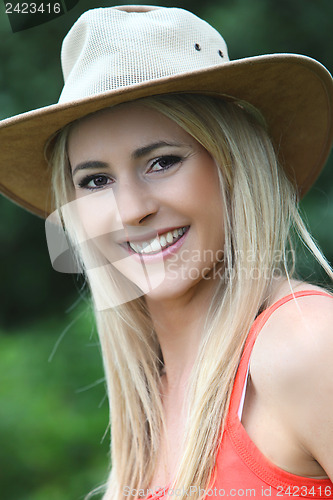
[218, 49, 224, 58]
[194, 43, 201, 51]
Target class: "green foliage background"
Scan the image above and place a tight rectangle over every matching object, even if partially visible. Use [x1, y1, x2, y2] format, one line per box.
[0, 0, 332, 498]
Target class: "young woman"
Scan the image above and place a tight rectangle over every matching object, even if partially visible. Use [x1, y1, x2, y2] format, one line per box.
[1, 5, 333, 500]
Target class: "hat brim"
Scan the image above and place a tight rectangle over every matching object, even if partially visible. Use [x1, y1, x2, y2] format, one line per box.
[1, 53, 332, 218]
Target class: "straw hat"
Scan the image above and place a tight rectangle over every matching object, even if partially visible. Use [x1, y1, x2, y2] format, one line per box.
[1, 5, 332, 218]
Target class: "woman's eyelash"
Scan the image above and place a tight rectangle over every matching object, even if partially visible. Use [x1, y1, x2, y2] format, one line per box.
[78, 174, 112, 190]
[149, 155, 183, 172]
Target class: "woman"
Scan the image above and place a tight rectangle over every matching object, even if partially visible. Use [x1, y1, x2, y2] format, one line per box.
[1, 5, 333, 499]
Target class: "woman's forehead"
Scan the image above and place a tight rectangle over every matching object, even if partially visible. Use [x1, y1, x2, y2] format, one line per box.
[67, 101, 197, 156]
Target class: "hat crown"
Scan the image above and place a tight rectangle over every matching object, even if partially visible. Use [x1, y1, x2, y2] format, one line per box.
[59, 5, 229, 103]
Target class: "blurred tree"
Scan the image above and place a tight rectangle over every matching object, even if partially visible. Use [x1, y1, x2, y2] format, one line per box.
[0, 304, 109, 499]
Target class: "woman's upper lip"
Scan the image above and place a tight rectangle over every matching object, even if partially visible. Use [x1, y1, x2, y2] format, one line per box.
[116, 226, 188, 245]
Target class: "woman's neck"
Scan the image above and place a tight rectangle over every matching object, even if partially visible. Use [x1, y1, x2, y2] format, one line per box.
[146, 278, 217, 394]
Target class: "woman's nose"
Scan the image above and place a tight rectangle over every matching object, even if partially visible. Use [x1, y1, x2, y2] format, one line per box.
[114, 179, 158, 226]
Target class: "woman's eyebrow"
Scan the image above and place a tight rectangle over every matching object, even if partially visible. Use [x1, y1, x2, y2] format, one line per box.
[131, 141, 184, 159]
[72, 160, 108, 176]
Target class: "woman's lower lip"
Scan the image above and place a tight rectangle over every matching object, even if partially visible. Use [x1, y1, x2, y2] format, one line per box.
[126, 227, 189, 262]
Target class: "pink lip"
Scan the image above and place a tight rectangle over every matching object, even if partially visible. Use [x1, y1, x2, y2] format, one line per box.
[125, 226, 190, 263]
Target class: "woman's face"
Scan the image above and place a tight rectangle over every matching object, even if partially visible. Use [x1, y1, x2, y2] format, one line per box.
[67, 102, 225, 303]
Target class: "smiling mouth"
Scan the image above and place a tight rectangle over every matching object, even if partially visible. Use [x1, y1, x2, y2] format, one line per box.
[127, 226, 189, 255]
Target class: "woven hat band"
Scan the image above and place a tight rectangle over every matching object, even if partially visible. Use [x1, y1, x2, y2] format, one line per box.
[59, 6, 229, 103]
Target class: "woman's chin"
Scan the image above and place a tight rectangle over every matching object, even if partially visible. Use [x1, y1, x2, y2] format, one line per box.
[142, 273, 204, 304]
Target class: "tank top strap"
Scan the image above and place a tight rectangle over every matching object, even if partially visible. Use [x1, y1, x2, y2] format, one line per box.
[227, 290, 333, 420]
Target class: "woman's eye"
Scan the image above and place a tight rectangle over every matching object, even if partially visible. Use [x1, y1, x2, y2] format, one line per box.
[149, 155, 182, 173]
[78, 174, 112, 190]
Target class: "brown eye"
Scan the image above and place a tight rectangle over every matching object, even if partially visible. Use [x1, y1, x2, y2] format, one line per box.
[78, 174, 113, 190]
[149, 155, 182, 172]
[93, 176, 108, 186]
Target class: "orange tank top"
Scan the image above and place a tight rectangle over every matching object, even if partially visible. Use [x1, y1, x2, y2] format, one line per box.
[144, 291, 333, 499]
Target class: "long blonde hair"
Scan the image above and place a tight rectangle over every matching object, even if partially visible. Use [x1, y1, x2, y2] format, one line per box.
[49, 94, 332, 499]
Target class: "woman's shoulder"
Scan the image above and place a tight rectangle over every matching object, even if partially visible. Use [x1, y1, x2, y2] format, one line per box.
[246, 279, 333, 479]
[267, 277, 332, 306]
[252, 278, 333, 387]
[261, 279, 333, 346]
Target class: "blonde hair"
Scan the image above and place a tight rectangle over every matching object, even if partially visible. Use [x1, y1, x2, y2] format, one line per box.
[49, 94, 332, 499]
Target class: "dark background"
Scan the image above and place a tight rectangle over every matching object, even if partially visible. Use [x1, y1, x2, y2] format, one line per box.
[1, 0, 332, 498]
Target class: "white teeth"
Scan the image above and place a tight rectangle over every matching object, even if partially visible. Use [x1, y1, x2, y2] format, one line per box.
[129, 242, 140, 253]
[128, 226, 188, 255]
[166, 232, 173, 244]
[150, 238, 161, 252]
[159, 235, 167, 247]
[142, 243, 152, 254]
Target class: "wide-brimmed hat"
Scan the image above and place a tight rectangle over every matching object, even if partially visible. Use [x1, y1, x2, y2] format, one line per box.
[1, 5, 333, 218]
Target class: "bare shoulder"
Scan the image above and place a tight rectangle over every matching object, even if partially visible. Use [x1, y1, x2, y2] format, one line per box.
[250, 279, 333, 478]
[266, 279, 332, 346]
[252, 279, 333, 389]
[267, 277, 332, 307]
